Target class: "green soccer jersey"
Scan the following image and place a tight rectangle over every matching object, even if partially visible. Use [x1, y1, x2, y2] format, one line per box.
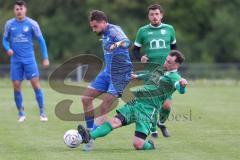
[134, 23, 176, 66]
[131, 70, 182, 111]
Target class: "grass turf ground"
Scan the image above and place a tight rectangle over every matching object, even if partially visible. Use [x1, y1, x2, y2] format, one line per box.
[0, 79, 240, 160]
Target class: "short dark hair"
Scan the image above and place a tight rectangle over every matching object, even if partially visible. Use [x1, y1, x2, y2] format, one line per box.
[89, 10, 108, 22]
[15, 0, 26, 7]
[169, 50, 185, 64]
[148, 4, 164, 13]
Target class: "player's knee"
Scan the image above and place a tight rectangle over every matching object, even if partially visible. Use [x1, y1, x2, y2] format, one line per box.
[109, 117, 122, 129]
[163, 100, 171, 110]
[13, 82, 21, 91]
[13, 86, 21, 91]
[133, 140, 144, 150]
[30, 78, 40, 89]
[103, 97, 115, 106]
[81, 96, 93, 105]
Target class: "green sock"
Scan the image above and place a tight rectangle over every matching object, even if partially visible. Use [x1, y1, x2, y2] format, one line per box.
[90, 122, 113, 140]
[142, 140, 154, 150]
[159, 107, 171, 124]
[150, 118, 157, 133]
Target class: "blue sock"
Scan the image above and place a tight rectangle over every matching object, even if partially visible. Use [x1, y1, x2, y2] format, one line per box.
[34, 89, 44, 115]
[14, 91, 24, 116]
[85, 116, 94, 129]
[92, 123, 99, 131]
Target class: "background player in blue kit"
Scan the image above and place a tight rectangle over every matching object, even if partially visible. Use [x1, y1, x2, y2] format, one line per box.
[2, 0, 49, 122]
[81, 10, 132, 151]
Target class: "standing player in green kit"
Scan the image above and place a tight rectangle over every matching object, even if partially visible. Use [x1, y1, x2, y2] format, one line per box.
[133, 4, 177, 138]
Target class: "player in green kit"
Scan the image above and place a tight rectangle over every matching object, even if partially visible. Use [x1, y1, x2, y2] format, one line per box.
[133, 4, 177, 138]
[77, 50, 188, 150]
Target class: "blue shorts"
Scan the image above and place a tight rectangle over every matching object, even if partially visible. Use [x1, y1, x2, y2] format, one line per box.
[90, 70, 131, 97]
[10, 61, 39, 81]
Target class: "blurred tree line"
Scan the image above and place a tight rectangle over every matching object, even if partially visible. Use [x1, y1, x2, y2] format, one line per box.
[0, 0, 240, 63]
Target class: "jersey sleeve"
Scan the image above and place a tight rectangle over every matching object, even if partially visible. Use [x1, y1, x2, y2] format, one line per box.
[171, 74, 181, 87]
[175, 81, 186, 94]
[170, 25, 176, 45]
[29, 19, 48, 59]
[134, 28, 143, 47]
[31, 20, 43, 37]
[135, 70, 150, 80]
[171, 74, 186, 94]
[2, 36, 11, 51]
[110, 26, 128, 42]
[108, 26, 131, 49]
[2, 20, 11, 51]
[37, 36, 48, 59]
[3, 20, 11, 38]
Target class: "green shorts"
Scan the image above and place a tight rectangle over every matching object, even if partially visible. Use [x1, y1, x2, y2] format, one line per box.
[116, 100, 158, 136]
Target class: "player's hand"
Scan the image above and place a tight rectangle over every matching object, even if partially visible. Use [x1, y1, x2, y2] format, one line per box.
[109, 41, 124, 51]
[131, 73, 138, 80]
[7, 49, 14, 56]
[179, 78, 188, 88]
[141, 55, 148, 63]
[43, 59, 49, 69]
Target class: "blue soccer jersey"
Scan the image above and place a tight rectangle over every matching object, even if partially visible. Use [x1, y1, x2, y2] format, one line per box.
[90, 24, 132, 97]
[2, 17, 48, 80]
[3, 17, 48, 62]
[101, 24, 132, 73]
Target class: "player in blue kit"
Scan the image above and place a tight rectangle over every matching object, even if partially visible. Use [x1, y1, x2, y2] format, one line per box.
[2, 0, 49, 122]
[81, 10, 132, 151]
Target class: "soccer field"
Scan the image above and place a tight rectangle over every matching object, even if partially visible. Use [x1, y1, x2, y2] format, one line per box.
[0, 79, 239, 160]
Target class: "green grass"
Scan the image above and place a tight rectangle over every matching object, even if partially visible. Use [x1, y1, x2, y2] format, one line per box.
[0, 79, 240, 160]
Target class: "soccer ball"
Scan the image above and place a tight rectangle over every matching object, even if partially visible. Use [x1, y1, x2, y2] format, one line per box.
[63, 129, 82, 148]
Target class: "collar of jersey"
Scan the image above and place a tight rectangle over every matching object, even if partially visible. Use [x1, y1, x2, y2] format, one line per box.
[149, 23, 163, 28]
[102, 23, 110, 35]
[164, 69, 177, 75]
[15, 17, 27, 23]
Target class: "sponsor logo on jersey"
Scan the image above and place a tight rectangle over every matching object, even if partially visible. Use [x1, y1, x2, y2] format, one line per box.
[13, 33, 29, 43]
[150, 39, 166, 49]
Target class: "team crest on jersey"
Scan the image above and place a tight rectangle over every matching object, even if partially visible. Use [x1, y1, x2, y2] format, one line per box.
[23, 26, 29, 32]
[161, 29, 166, 35]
